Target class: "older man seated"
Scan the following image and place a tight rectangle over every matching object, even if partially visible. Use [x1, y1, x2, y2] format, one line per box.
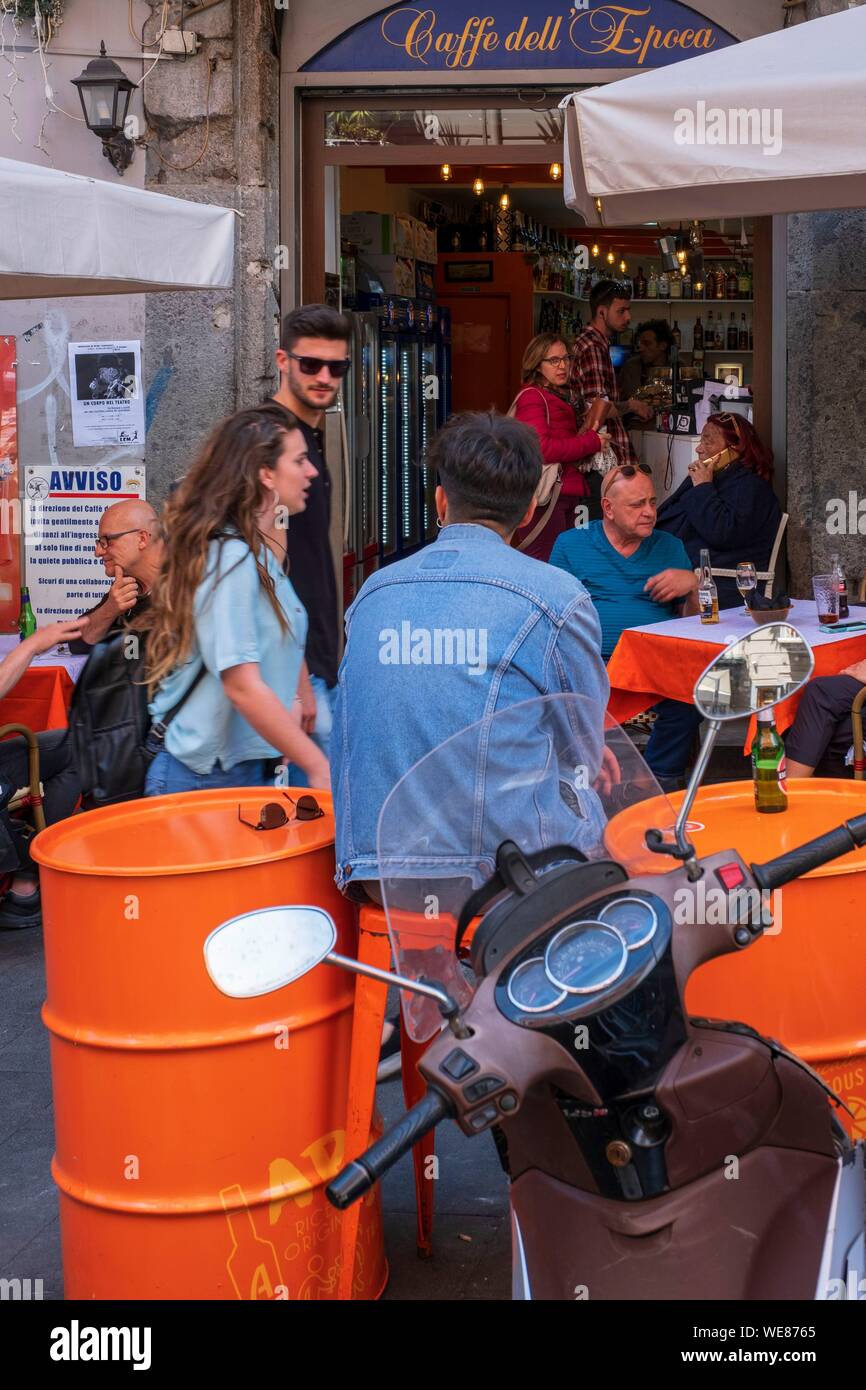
[551, 460, 702, 791]
[69, 499, 164, 652]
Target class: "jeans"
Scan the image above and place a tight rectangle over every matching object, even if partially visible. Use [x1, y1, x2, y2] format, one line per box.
[145, 748, 277, 796]
[287, 675, 336, 788]
[644, 699, 704, 782]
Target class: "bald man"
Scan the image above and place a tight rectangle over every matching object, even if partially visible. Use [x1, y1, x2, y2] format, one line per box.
[70, 500, 165, 652]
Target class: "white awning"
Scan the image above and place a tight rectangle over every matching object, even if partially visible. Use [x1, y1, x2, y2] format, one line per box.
[563, 7, 866, 227]
[0, 156, 235, 298]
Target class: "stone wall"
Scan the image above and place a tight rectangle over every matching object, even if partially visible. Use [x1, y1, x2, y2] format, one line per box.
[786, 0, 866, 595]
[141, 0, 281, 501]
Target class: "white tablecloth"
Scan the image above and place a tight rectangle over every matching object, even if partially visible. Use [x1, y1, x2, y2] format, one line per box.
[623, 599, 863, 650]
[0, 634, 88, 682]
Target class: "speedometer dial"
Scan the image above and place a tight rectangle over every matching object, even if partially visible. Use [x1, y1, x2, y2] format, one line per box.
[544, 922, 628, 996]
[506, 957, 567, 1014]
[598, 897, 658, 951]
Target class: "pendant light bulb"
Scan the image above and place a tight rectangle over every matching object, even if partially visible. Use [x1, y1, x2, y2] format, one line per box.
[440, 162, 452, 182]
[606, 250, 616, 265]
[472, 173, 485, 196]
[549, 161, 562, 181]
[590, 243, 600, 258]
[619, 259, 627, 275]
[499, 186, 510, 210]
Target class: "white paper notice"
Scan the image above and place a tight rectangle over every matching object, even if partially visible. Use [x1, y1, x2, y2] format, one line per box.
[24, 464, 146, 622]
[68, 340, 145, 448]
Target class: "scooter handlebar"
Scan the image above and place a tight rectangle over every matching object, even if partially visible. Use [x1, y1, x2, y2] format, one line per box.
[752, 812, 866, 891]
[326, 1088, 453, 1210]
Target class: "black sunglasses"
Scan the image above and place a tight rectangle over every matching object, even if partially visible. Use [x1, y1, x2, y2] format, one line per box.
[600, 461, 653, 498]
[287, 352, 351, 380]
[237, 793, 324, 831]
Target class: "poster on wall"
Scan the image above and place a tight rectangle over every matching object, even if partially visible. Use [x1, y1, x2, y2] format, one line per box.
[0, 335, 21, 633]
[67, 340, 145, 448]
[24, 463, 146, 623]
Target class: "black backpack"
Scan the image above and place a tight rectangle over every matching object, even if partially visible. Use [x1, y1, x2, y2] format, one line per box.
[68, 630, 203, 809]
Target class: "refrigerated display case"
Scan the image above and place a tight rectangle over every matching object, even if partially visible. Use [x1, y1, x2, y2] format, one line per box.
[343, 300, 452, 608]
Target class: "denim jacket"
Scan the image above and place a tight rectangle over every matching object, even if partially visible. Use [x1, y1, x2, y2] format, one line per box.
[332, 523, 609, 890]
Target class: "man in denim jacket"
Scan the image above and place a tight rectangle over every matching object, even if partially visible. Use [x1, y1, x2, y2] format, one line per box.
[332, 411, 610, 896]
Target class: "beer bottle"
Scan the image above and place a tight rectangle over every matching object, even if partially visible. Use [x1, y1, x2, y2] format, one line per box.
[223, 1185, 285, 1300]
[698, 548, 719, 624]
[18, 586, 37, 642]
[752, 706, 788, 814]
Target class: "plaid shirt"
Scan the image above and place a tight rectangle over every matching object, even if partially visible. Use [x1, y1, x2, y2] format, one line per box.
[570, 324, 638, 466]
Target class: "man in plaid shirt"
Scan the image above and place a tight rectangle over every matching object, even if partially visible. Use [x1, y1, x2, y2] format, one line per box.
[571, 279, 653, 465]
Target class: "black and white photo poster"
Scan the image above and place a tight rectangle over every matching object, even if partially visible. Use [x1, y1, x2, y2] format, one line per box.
[67, 340, 145, 447]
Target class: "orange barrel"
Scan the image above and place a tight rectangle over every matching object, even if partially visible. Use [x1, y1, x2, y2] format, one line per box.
[605, 780, 866, 1140]
[32, 789, 387, 1300]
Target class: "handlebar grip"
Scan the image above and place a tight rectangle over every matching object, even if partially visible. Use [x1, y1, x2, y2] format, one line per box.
[752, 813, 866, 891]
[326, 1088, 453, 1210]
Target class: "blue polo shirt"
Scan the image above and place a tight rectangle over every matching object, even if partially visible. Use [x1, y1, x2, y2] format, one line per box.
[550, 522, 692, 660]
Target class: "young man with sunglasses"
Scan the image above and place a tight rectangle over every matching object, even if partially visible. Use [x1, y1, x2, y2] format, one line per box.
[570, 280, 654, 466]
[272, 305, 352, 781]
[551, 462, 702, 792]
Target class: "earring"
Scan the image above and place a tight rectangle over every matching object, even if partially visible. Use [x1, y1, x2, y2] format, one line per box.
[436, 517, 443, 529]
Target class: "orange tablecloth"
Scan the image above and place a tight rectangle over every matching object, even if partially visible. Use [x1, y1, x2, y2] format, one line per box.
[0, 666, 75, 734]
[607, 624, 866, 738]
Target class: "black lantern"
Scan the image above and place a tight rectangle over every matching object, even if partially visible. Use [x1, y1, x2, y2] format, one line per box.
[71, 41, 138, 176]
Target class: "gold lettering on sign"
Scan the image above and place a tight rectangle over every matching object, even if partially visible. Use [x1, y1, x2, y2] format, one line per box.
[569, 5, 719, 66]
[382, 7, 499, 68]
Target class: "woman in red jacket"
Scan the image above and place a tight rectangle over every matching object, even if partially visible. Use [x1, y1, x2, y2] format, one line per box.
[511, 333, 612, 561]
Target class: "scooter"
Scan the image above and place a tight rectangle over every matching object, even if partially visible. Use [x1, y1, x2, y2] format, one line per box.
[205, 624, 866, 1300]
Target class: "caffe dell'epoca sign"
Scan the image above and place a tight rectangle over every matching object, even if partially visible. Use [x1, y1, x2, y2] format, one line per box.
[303, 1, 736, 71]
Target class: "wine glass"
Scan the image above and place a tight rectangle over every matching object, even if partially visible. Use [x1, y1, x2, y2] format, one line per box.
[736, 561, 757, 612]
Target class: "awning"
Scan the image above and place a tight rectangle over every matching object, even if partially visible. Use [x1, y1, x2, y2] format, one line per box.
[0, 156, 235, 298]
[563, 7, 866, 227]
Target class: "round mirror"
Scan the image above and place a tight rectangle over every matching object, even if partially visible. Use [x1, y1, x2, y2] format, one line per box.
[204, 906, 337, 998]
[693, 624, 814, 720]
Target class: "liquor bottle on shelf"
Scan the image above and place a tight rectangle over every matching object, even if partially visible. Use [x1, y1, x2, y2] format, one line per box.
[705, 265, 716, 299]
[716, 315, 726, 350]
[698, 549, 719, 624]
[737, 258, 751, 299]
[705, 310, 714, 347]
[715, 264, 726, 299]
[658, 269, 670, 297]
[670, 271, 682, 299]
[831, 553, 850, 619]
[693, 315, 704, 350]
[647, 269, 658, 299]
[749, 320, 754, 350]
[681, 269, 692, 298]
[671, 320, 682, 349]
[726, 264, 738, 298]
[633, 266, 647, 298]
[727, 312, 738, 350]
[752, 705, 787, 814]
[738, 313, 749, 350]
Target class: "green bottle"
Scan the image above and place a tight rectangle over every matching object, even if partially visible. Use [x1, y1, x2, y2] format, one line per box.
[752, 707, 787, 814]
[18, 586, 37, 642]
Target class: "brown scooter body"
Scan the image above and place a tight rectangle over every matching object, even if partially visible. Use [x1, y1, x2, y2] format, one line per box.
[414, 850, 844, 1301]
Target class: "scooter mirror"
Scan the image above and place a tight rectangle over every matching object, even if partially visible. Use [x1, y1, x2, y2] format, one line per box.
[693, 623, 814, 720]
[204, 905, 337, 998]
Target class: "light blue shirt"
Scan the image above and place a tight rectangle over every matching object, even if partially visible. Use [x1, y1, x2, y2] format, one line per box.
[150, 537, 307, 774]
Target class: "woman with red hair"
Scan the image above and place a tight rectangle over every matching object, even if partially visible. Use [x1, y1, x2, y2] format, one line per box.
[656, 412, 781, 609]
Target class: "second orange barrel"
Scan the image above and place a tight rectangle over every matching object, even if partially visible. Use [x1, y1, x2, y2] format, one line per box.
[606, 780, 866, 1140]
[33, 788, 387, 1300]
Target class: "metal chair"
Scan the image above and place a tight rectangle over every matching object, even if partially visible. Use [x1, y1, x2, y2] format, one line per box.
[703, 512, 789, 597]
[0, 724, 46, 832]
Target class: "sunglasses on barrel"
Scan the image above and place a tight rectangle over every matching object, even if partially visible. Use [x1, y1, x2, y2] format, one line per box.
[287, 351, 351, 380]
[600, 461, 653, 499]
[237, 792, 324, 831]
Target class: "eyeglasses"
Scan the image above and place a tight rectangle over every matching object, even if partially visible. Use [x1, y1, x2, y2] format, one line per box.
[287, 352, 351, 380]
[600, 462, 652, 499]
[542, 354, 571, 367]
[95, 527, 145, 551]
[237, 793, 324, 832]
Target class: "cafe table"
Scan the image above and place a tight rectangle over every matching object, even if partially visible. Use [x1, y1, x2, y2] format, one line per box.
[0, 635, 88, 733]
[606, 599, 866, 741]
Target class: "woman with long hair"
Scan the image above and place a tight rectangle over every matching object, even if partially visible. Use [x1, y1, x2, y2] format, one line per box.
[510, 333, 612, 560]
[143, 403, 331, 795]
[655, 412, 781, 609]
